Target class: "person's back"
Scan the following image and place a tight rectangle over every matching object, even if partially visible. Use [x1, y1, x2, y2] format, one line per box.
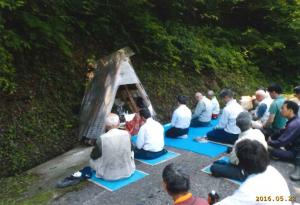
[221, 99, 244, 134]
[138, 117, 164, 152]
[211, 96, 220, 116]
[237, 128, 267, 149]
[173, 104, 192, 129]
[166, 95, 191, 138]
[191, 93, 213, 127]
[270, 95, 287, 129]
[230, 128, 267, 165]
[216, 139, 291, 205]
[200, 96, 213, 122]
[217, 166, 291, 205]
[96, 128, 135, 180]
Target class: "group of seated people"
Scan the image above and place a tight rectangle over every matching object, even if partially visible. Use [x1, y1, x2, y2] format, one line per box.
[84, 83, 300, 204]
[165, 90, 220, 138]
[163, 139, 292, 205]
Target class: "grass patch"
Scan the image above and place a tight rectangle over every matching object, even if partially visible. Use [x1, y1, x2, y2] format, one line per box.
[0, 173, 89, 205]
[0, 174, 39, 204]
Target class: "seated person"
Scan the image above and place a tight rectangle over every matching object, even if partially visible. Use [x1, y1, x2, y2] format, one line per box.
[251, 89, 273, 129]
[207, 90, 220, 119]
[268, 100, 300, 181]
[196, 89, 243, 145]
[134, 108, 167, 159]
[165, 95, 192, 138]
[125, 97, 148, 135]
[215, 139, 291, 205]
[262, 83, 287, 139]
[90, 113, 135, 180]
[211, 112, 267, 181]
[293, 86, 300, 117]
[190, 92, 213, 127]
[162, 163, 209, 205]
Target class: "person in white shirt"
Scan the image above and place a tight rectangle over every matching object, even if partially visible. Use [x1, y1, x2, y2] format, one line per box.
[210, 112, 267, 181]
[251, 89, 273, 129]
[134, 108, 167, 159]
[215, 139, 291, 205]
[198, 89, 244, 145]
[207, 90, 220, 119]
[165, 95, 192, 138]
[190, 92, 213, 127]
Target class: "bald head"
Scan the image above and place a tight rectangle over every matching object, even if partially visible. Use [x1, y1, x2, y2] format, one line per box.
[105, 113, 120, 129]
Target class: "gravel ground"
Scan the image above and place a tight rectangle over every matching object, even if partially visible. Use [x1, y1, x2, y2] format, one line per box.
[50, 146, 300, 205]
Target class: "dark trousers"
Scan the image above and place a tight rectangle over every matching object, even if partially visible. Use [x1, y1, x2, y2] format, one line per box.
[211, 161, 247, 181]
[206, 129, 239, 145]
[134, 148, 167, 159]
[190, 118, 211, 128]
[262, 127, 280, 141]
[271, 148, 300, 165]
[165, 127, 189, 138]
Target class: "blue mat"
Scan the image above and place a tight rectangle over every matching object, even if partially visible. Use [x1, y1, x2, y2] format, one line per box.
[88, 170, 148, 191]
[164, 119, 228, 157]
[135, 150, 180, 166]
[132, 119, 227, 158]
[201, 156, 242, 185]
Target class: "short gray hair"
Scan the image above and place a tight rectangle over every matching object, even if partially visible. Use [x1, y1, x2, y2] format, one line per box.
[236, 111, 252, 132]
[207, 90, 215, 96]
[105, 113, 120, 127]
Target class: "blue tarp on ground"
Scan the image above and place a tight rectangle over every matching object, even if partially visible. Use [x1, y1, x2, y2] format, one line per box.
[88, 170, 148, 191]
[135, 150, 180, 166]
[133, 119, 228, 158]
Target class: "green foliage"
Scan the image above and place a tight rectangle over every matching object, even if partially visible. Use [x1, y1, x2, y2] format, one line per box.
[0, 0, 299, 176]
[0, 173, 38, 204]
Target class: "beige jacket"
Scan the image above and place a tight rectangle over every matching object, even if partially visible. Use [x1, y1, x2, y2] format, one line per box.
[90, 128, 135, 180]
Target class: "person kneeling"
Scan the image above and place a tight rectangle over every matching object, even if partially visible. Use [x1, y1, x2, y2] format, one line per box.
[90, 113, 135, 180]
[134, 108, 167, 159]
[163, 163, 209, 205]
